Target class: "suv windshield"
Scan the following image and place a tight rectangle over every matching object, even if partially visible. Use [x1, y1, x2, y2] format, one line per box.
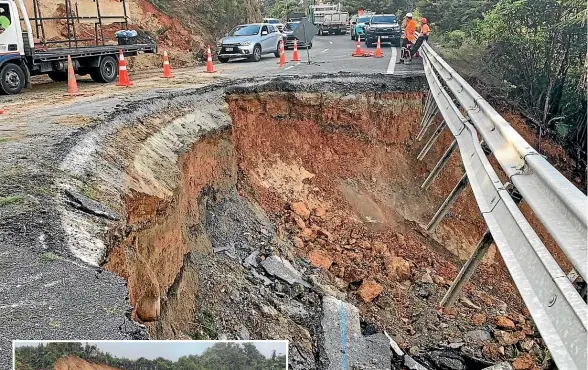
[229, 25, 260, 36]
[371, 16, 397, 24]
[357, 16, 370, 23]
[285, 22, 298, 31]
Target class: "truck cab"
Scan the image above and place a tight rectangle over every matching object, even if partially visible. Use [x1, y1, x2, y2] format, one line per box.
[0, 0, 32, 94]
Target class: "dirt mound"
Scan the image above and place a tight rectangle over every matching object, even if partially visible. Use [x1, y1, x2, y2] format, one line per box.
[55, 356, 121, 370]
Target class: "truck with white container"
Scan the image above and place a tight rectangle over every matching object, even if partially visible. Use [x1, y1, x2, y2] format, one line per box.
[0, 0, 156, 94]
[308, 3, 349, 35]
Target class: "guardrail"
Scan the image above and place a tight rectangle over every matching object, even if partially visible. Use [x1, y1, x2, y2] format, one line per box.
[419, 42, 587, 370]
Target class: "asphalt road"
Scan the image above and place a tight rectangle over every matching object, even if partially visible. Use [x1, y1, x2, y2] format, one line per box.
[216, 33, 424, 77]
[0, 34, 425, 370]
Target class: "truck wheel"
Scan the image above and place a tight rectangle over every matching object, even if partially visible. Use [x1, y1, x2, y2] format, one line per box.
[90, 55, 118, 83]
[47, 71, 68, 82]
[0, 63, 26, 95]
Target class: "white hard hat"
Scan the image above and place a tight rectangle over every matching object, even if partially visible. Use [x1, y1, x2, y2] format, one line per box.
[406, 12, 413, 18]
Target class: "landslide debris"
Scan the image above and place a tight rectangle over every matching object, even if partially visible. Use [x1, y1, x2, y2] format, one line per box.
[52, 78, 549, 369]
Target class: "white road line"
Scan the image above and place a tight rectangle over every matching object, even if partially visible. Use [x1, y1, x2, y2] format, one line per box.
[284, 65, 295, 70]
[386, 47, 398, 75]
[322, 48, 330, 53]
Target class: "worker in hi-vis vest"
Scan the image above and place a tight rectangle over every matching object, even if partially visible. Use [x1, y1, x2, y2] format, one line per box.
[398, 12, 417, 63]
[409, 18, 431, 59]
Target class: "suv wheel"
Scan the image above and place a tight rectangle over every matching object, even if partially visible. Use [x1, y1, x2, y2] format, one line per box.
[249, 45, 262, 62]
[0, 63, 26, 95]
[366, 38, 373, 48]
[218, 56, 229, 63]
[274, 43, 281, 57]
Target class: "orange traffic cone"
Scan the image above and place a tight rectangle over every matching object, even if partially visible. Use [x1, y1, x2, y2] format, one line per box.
[291, 39, 301, 62]
[278, 40, 286, 67]
[205, 45, 216, 73]
[116, 50, 133, 87]
[352, 35, 367, 56]
[161, 50, 174, 78]
[65, 55, 82, 96]
[0, 108, 4, 114]
[374, 36, 383, 58]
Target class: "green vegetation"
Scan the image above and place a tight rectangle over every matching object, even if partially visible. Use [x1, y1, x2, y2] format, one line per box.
[40, 252, 60, 262]
[15, 342, 287, 370]
[0, 196, 23, 207]
[190, 310, 218, 339]
[268, 0, 304, 20]
[80, 183, 98, 200]
[417, 0, 587, 177]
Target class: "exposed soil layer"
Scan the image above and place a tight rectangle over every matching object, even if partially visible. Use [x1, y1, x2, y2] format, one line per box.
[54, 356, 121, 370]
[102, 79, 566, 369]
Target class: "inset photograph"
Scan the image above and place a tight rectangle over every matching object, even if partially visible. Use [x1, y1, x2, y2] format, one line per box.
[14, 340, 287, 370]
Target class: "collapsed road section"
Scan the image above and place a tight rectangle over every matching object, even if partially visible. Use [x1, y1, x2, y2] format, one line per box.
[0, 74, 570, 369]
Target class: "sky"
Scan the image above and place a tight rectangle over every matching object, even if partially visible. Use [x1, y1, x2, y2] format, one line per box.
[14, 341, 288, 361]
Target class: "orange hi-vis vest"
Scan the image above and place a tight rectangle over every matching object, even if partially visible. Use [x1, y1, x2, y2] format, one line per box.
[405, 19, 417, 42]
[421, 24, 431, 36]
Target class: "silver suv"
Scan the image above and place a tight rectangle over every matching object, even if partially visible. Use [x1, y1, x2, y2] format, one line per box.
[217, 23, 283, 63]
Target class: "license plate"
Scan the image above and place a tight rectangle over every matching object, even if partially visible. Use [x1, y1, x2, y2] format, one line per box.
[381, 36, 389, 39]
[225, 47, 234, 52]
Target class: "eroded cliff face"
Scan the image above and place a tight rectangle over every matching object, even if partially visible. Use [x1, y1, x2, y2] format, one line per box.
[104, 90, 499, 333]
[106, 130, 237, 336]
[98, 87, 555, 368]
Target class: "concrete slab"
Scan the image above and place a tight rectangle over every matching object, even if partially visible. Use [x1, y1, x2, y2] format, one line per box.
[321, 295, 391, 370]
[261, 255, 311, 288]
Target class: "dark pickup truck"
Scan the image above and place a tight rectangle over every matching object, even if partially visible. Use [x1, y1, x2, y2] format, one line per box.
[364, 14, 402, 47]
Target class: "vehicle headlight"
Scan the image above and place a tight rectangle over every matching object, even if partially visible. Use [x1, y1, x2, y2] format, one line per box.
[216, 40, 222, 47]
[239, 41, 252, 46]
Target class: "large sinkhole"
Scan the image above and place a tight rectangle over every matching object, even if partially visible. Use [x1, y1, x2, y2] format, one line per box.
[103, 78, 542, 369]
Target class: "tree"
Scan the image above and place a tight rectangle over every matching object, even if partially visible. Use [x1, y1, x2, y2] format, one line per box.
[268, 0, 305, 20]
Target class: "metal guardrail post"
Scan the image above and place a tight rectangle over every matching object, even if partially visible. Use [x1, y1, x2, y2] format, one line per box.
[418, 120, 446, 160]
[440, 230, 493, 307]
[421, 139, 457, 190]
[417, 108, 439, 141]
[441, 183, 524, 307]
[426, 173, 469, 232]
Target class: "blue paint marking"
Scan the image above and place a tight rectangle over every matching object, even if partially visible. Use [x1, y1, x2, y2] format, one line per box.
[339, 301, 348, 370]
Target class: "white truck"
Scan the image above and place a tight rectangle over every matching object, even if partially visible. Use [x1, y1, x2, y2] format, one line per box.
[308, 3, 349, 35]
[0, 0, 156, 95]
